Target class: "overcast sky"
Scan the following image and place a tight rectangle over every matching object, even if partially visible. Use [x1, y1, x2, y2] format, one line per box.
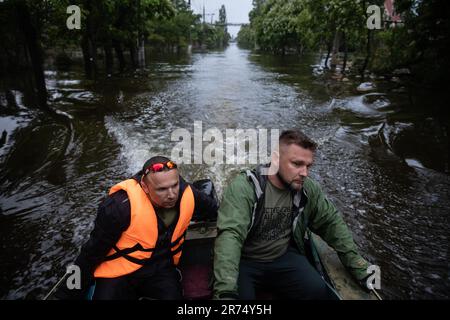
[190, 0, 253, 38]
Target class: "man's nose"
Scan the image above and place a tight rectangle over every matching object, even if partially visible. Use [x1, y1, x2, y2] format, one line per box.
[167, 187, 176, 199]
[299, 166, 308, 177]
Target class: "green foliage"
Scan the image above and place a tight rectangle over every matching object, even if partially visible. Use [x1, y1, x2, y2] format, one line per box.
[150, 7, 197, 49]
[238, 0, 450, 86]
[2, 0, 229, 56]
[151, 3, 230, 50]
[243, 0, 367, 53]
[237, 24, 255, 49]
[219, 4, 226, 24]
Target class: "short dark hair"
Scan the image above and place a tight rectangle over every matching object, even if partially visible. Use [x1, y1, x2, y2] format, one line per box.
[142, 155, 172, 173]
[279, 130, 317, 152]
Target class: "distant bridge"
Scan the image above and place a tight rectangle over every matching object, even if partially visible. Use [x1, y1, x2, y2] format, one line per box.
[205, 23, 249, 27]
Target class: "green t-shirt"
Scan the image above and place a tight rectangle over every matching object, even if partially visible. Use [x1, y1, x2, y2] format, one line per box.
[155, 207, 177, 228]
[241, 179, 294, 261]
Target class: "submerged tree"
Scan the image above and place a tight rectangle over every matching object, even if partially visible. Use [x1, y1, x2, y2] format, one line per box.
[215, 5, 231, 48]
[238, 0, 450, 87]
[0, 0, 49, 110]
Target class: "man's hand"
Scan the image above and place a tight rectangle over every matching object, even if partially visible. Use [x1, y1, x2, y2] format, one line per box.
[357, 275, 383, 300]
[358, 275, 373, 293]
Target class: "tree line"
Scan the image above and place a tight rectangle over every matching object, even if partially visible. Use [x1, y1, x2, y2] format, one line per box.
[0, 0, 231, 111]
[0, 0, 231, 79]
[237, 0, 449, 87]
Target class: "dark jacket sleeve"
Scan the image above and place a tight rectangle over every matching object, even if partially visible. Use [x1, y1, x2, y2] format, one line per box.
[190, 179, 219, 221]
[54, 191, 131, 299]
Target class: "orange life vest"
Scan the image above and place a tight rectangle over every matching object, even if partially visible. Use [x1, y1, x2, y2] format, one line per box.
[94, 178, 195, 278]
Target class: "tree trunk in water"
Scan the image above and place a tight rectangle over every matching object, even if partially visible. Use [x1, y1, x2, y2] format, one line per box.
[89, 39, 98, 78]
[297, 43, 304, 56]
[81, 35, 97, 79]
[360, 29, 372, 81]
[129, 44, 138, 69]
[5, 90, 18, 109]
[342, 32, 348, 74]
[81, 36, 93, 79]
[104, 43, 114, 76]
[330, 31, 340, 70]
[15, 1, 48, 110]
[137, 36, 145, 68]
[113, 40, 126, 73]
[81, 1, 97, 79]
[360, 0, 371, 81]
[324, 42, 332, 69]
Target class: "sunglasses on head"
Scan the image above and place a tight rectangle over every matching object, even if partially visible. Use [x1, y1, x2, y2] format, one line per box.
[144, 160, 177, 176]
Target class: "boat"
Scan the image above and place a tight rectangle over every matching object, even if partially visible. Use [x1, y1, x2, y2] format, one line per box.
[45, 221, 379, 300]
[182, 222, 378, 300]
[309, 233, 377, 300]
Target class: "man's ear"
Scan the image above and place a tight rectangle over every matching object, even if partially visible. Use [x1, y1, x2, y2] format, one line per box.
[272, 150, 279, 163]
[269, 150, 280, 175]
[141, 176, 149, 194]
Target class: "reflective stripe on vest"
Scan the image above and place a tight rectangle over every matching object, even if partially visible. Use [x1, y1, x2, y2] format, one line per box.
[94, 179, 195, 278]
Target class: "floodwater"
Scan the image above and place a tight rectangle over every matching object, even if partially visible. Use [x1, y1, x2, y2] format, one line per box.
[0, 43, 449, 299]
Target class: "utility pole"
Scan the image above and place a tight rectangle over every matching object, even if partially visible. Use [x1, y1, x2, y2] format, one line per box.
[202, 4, 214, 24]
[187, 0, 192, 53]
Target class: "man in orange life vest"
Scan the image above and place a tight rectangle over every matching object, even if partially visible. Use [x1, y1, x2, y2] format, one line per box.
[55, 156, 218, 299]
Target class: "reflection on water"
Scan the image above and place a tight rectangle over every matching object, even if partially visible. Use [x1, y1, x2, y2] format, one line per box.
[0, 44, 449, 299]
